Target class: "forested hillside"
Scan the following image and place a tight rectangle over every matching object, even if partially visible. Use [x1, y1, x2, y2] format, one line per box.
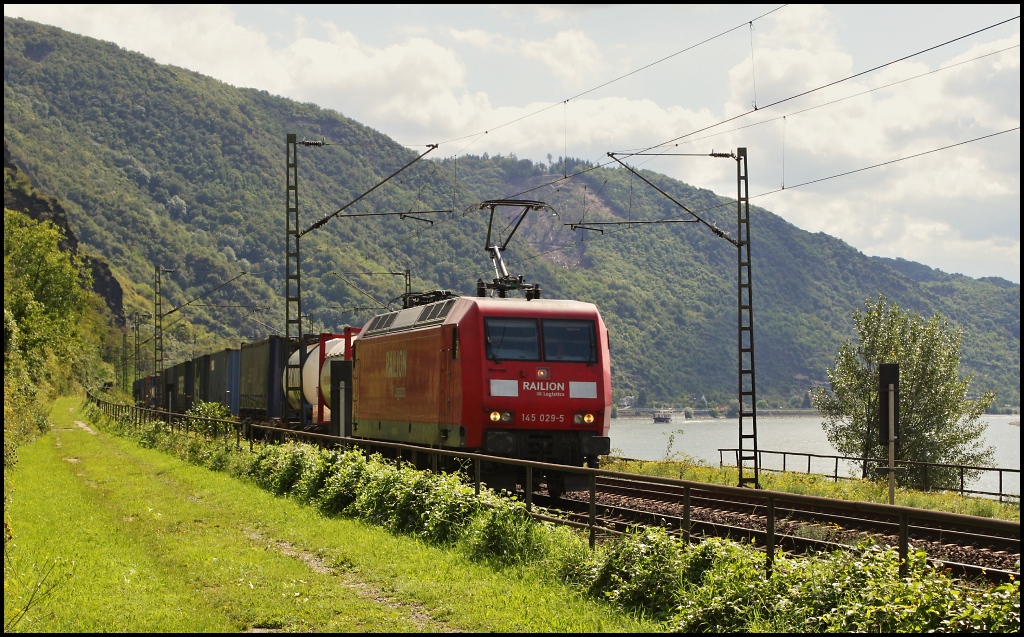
[4, 17, 1019, 406]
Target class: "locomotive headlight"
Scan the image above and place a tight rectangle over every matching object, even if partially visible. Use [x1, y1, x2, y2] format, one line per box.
[574, 414, 583, 424]
[583, 413, 595, 424]
[489, 411, 502, 422]
[501, 411, 513, 422]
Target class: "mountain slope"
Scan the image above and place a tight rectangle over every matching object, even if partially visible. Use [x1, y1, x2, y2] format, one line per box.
[4, 17, 1018, 406]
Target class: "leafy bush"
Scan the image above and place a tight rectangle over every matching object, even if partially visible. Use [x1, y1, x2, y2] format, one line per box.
[415, 472, 481, 544]
[291, 447, 337, 504]
[185, 400, 232, 438]
[245, 442, 308, 495]
[466, 499, 544, 567]
[670, 541, 1022, 633]
[315, 450, 369, 515]
[92, 405, 1022, 633]
[589, 526, 683, 618]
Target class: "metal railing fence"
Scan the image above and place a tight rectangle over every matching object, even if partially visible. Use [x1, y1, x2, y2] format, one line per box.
[718, 448, 1020, 502]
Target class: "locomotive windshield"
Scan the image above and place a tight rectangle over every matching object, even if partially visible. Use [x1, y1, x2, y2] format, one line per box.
[484, 317, 597, 363]
[485, 318, 540, 361]
[542, 319, 596, 362]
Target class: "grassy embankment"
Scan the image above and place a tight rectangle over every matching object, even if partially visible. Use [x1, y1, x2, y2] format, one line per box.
[9, 396, 1017, 632]
[602, 456, 1020, 521]
[3, 397, 656, 632]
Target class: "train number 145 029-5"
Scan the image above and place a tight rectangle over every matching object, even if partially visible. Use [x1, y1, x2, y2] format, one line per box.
[521, 413, 565, 423]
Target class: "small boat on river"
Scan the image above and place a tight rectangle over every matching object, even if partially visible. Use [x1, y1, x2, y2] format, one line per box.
[653, 410, 673, 423]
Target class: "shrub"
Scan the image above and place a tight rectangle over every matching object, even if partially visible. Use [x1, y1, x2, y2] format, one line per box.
[185, 400, 232, 437]
[291, 447, 337, 504]
[589, 526, 683, 618]
[669, 541, 1023, 633]
[416, 472, 481, 544]
[541, 523, 602, 587]
[350, 456, 410, 527]
[268, 443, 308, 495]
[466, 499, 544, 567]
[315, 450, 368, 515]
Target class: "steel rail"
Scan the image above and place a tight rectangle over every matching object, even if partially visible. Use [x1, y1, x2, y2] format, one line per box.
[539, 491, 1020, 581]
[594, 476, 1020, 548]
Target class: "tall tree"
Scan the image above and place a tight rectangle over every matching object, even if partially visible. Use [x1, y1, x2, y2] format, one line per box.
[812, 296, 994, 488]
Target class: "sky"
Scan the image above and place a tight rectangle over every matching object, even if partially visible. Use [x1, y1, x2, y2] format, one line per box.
[5, 4, 1021, 282]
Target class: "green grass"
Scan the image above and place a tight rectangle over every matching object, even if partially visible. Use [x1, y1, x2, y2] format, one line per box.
[16, 398, 1015, 633]
[602, 456, 1020, 521]
[3, 397, 657, 632]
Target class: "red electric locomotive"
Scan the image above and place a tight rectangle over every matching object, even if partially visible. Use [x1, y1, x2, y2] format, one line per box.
[351, 295, 611, 462]
[348, 200, 612, 494]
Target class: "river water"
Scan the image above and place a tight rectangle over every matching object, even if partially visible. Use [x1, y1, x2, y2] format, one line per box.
[608, 414, 1020, 496]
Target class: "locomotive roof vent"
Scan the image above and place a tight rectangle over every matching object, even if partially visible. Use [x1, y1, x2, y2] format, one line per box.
[415, 298, 456, 325]
[365, 298, 457, 336]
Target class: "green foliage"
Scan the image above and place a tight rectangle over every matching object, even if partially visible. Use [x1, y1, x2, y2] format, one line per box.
[4, 208, 92, 394]
[588, 526, 682, 618]
[3, 17, 1017, 406]
[465, 499, 544, 566]
[4, 207, 113, 608]
[184, 399, 231, 437]
[813, 296, 996, 487]
[93, 404, 1020, 631]
[315, 450, 369, 515]
[671, 541, 1021, 633]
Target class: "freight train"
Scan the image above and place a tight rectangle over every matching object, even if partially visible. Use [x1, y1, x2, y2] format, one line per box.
[133, 200, 612, 494]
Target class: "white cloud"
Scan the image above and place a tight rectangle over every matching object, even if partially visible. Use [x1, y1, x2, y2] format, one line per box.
[520, 30, 606, 86]
[492, 4, 610, 23]
[703, 8, 1021, 281]
[450, 27, 606, 86]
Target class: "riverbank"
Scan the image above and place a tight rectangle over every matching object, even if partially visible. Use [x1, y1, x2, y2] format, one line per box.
[608, 415, 1021, 497]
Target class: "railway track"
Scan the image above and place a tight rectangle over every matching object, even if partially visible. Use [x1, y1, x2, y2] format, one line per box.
[522, 475, 1020, 581]
[93, 398, 1020, 581]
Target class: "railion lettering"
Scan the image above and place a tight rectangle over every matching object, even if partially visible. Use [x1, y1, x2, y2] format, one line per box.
[522, 381, 565, 392]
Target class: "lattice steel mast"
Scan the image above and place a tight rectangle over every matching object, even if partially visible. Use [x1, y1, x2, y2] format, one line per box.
[154, 266, 165, 410]
[285, 134, 304, 425]
[735, 148, 759, 488]
[282, 135, 444, 427]
[575, 148, 761, 487]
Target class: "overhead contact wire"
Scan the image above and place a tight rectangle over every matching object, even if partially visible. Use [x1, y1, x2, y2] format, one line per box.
[430, 5, 788, 147]
[622, 15, 1020, 156]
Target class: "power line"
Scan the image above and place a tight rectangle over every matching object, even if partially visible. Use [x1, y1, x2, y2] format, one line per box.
[496, 15, 1020, 204]
[164, 271, 249, 318]
[340, 18, 1020, 280]
[524, 127, 1020, 262]
[755, 126, 1020, 195]
[620, 44, 1020, 153]
[301, 145, 439, 236]
[624, 15, 1020, 156]
[433, 5, 788, 146]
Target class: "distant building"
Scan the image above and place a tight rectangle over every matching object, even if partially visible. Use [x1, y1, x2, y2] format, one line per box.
[620, 395, 636, 408]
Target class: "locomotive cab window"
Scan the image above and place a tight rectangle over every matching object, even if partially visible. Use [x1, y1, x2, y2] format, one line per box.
[484, 318, 540, 361]
[541, 319, 597, 362]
